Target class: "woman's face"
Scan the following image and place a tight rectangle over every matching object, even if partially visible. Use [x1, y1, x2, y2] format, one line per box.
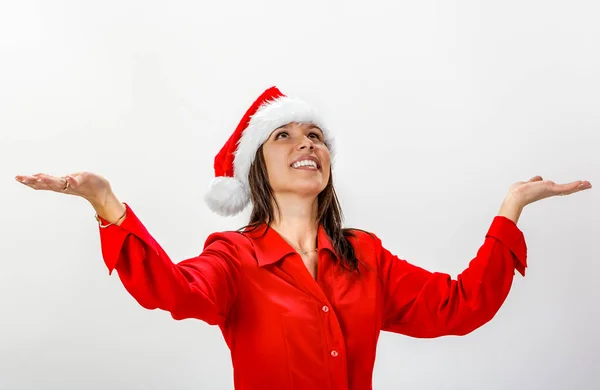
[261, 122, 331, 199]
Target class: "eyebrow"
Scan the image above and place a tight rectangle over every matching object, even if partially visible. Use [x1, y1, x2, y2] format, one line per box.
[306, 124, 324, 134]
[277, 123, 323, 134]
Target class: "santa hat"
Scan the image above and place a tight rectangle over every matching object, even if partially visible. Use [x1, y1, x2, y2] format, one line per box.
[204, 86, 335, 216]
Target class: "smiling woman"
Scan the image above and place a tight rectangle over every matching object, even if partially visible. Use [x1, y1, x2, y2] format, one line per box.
[263, 123, 330, 204]
[15, 86, 592, 390]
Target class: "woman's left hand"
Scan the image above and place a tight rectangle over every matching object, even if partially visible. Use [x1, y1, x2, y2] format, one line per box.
[507, 175, 592, 207]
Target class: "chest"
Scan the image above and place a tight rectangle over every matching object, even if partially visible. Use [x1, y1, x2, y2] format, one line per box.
[234, 250, 382, 333]
[299, 252, 318, 280]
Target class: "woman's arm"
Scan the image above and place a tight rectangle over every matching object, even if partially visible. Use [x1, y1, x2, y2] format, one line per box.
[377, 212, 526, 338]
[377, 175, 591, 338]
[14, 171, 244, 326]
[96, 201, 243, 326]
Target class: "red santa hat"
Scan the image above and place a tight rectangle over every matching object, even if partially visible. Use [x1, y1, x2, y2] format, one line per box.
[204, 86, 335, 216]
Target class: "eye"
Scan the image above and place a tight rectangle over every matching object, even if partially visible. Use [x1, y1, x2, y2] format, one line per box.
[308, 132, 322, 140]
[275, 131, 289, 140]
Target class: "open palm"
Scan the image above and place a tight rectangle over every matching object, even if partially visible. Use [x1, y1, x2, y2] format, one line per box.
[15, 171, 113, 205]
[508, 175, 592, 206]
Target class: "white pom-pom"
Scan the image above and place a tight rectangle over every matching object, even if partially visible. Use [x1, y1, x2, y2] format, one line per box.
[204, 177, 250, 216]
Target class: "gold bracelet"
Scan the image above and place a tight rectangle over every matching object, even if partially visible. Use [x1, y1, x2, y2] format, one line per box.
[95, 207, 127, 228]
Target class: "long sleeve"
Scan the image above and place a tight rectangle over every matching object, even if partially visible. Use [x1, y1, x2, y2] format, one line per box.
[97, 203, 242, 326]
[377, 216, 527, 338]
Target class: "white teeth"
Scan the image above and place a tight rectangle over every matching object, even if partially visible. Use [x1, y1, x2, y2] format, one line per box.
[292, 160, 318, 169]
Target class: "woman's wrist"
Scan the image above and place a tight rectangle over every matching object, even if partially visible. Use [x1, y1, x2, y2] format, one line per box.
[497, 194, 524, 224]
[90, 192, 126, 225]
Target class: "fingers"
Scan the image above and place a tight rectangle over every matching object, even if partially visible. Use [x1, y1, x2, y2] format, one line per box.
[15, 174, 43, 187]
[554, 180, 592, 196]
[571, 180, 591, 193]
[528, 176, 592, 197]
[15, 173, 71, 193]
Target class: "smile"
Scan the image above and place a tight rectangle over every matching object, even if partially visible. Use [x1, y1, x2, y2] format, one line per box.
[291, 160, 320, 170]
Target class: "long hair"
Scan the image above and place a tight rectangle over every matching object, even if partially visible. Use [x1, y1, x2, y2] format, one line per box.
[237, 144, 363, 273]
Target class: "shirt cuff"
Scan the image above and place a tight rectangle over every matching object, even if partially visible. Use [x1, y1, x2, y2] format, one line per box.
[97, 202, 159, 274]
[486, 216, 528, 276]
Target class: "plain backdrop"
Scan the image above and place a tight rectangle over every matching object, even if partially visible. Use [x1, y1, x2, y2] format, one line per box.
[1, 1, 599, 389]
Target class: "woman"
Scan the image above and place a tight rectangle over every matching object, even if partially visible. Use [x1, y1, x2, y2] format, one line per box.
[15, 86, 591, 389]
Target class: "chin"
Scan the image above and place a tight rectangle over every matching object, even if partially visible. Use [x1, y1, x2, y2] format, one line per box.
[298, 184, 327, 196]
[283, 181, 326, 197]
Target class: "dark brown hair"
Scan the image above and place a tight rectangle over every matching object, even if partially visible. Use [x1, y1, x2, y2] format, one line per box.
[237, 144, 362, 273]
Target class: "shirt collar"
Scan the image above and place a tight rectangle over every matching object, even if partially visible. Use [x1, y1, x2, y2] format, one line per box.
[242, 222, 337, 267]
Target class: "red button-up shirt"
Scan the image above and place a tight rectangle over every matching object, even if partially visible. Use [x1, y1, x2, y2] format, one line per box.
[98, 203, 527, 389]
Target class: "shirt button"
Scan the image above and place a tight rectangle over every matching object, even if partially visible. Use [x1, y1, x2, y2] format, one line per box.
[331, 350, 338, 357]
[322, 305, 329, 312]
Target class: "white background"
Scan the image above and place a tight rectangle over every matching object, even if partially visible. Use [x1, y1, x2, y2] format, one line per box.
[2, 1, 599, 389]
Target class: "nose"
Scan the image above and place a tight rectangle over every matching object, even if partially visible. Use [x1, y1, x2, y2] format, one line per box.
[297, 135, 315, 150]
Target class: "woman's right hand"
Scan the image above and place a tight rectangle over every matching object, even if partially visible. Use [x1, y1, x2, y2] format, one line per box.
[15, 171, 114, 207]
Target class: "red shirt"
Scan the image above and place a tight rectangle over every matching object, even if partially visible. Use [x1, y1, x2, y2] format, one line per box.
[98, 203, 527, 390]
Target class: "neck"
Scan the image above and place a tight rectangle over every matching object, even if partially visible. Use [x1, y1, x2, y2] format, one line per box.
[268, 193, 319, 252]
